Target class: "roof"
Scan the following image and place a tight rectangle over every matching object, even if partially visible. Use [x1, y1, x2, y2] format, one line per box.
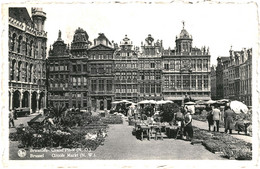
[9, 7, 33, 27]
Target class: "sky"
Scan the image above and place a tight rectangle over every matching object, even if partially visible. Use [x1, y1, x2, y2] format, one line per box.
[24, 2, 258, 66]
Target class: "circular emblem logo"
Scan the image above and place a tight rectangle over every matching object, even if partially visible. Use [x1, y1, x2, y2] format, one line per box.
[17, 149, 26, 158]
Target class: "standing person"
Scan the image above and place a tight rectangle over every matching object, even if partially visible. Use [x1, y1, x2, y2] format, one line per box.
[224, 106, 235, 134]
[9, 110, 15, 128]
[212, 105, 221, 132]
[13, 109, 17, 120]
[183, 109, 193, 141]
[206, 107, 213, 131]
[174, 107, 184, 138]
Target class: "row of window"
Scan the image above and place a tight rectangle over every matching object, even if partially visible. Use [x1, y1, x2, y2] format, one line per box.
[89, 54, 113, 60]
[163, 75, 209, 90]
[49, 65, 69, 71]
[90, 64, 113, 74]
[10, 60, 45, 83]
[115, 84, 138, 93]
[91, 80, 113, 91]
[139, 84, 161, 94]
[9, 33, 45, 58]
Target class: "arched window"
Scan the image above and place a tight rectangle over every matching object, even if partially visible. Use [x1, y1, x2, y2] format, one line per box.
[17, 61, 22, 81]
[11, 33, 16, 51]
[17, 36, 22, 53]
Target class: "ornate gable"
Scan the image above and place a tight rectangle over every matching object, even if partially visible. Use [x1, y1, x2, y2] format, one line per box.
[89, 44, 114, 51]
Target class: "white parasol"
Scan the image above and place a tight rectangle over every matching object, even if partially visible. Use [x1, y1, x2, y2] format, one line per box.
[185, 101, 196, 105]
[230, 100, 248, 114]
[206, 100, 217, 104]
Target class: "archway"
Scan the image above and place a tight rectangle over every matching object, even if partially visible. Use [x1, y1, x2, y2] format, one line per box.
[22, 91, 29, 107]
[38, 92, 45, 109]
[13, 90, 20, 108]
[31, 92, 37, 113]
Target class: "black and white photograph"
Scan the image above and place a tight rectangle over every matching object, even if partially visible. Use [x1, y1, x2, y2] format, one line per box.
[1, 0, 259, 168]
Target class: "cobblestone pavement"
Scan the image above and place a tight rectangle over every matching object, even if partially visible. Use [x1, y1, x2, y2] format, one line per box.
[92, 118, 224, 160]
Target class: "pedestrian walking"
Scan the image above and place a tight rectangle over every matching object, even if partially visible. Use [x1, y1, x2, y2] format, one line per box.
[212, 105, 221, 132]
[9, 110, 15, 128]
[174, 107, 184, 138]
[183, 109, 193, 141]
[224, 106, 236, 134]
[206, 107, 213, 131]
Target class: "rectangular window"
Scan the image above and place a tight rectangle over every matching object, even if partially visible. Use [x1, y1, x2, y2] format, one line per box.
[170, 61, 175, 70]
[192, 75, 196, 88]
[140, 72, 144, 80]
[83, 77, 87, 87]
[116, 84, 120, 93]
[164, 64, 169, 70]
[155, 72, 161, 80]
[73, 65, 77, 72]
[145, 72, 149, 80]
[156, 84, 161, 93]
[197, 75, 202, 89]
[150, 72, 155, 80]
[204, 75, 208, 89]
[77, 77, 81, 86]
[127, 85, 131, 93]
[107, 80, 112, 91]
[203, 59, 208, 70]
[73, 77, 77, 87]
[99, 80, 104, 91]
[91, 80, 97, 91]
[60, 65, 64, 71]
[121, 84, 126, 93]
[192, 59, 196, 70]
[151, 84, 155, 93]
[176, 60, 180, 71]
[177, 76, 181, 89]
[83, 65, 87, 72]
[170, 75, 175, 89]
[151, 62, 155, 68]
[145, 84, 150, 93]
[197, 59, 202, 70]
[140, 84, 144, 93]
[164, 76, 169, 89]
[183, 75, 190, 90]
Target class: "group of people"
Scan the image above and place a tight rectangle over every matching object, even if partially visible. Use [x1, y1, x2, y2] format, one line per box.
[206, 104, 236, 134]
[173, 106, 193, 141]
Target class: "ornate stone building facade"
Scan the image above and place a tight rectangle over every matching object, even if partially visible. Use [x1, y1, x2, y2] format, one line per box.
[138, 34, 163, 101]
[88, 33, 115, 111]
[114, 35, 138, 102]
[162, 25, 211, 105]
[47, 31, 70, 108]
[9, 8, 47, 113]
[215, 48, 252, 106]
[47, 23, 213, 109]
